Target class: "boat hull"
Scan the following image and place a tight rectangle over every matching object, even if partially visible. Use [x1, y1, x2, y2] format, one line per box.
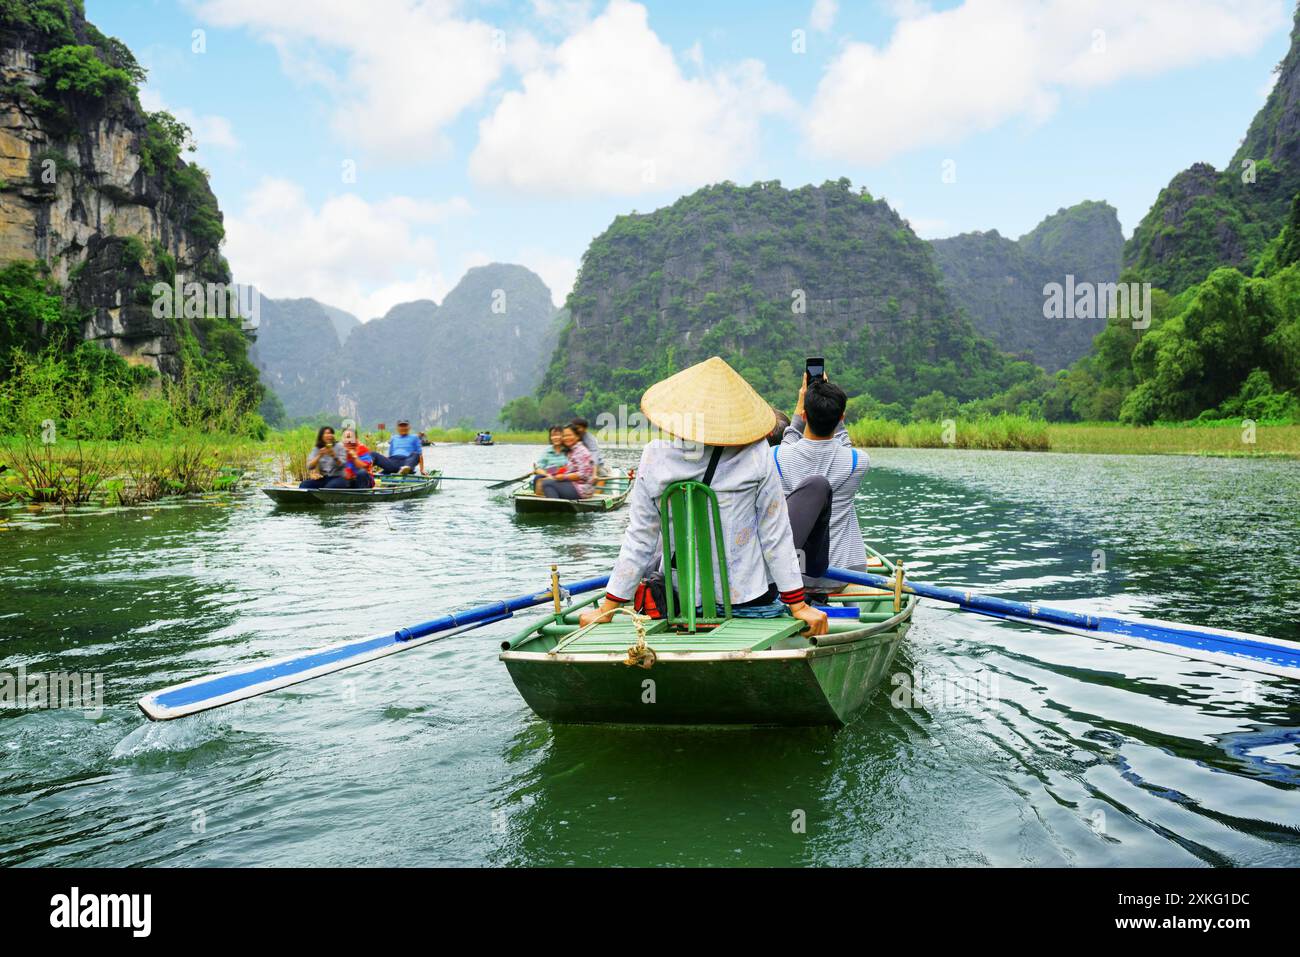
[262, 473, 442, 506]
[512, 485, 631, 514]
[502, 626, 907, 726]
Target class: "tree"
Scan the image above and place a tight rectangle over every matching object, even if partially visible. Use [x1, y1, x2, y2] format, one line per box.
[499, 395, 542, 430]
[537, 391, 571, 425]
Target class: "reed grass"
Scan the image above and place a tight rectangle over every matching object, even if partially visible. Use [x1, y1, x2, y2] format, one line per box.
[0, 434, 258, 507]
[845, 417, 1300, 457]
[0, 439, 107, 508]
[847, 415, 1050, 451]
[1045, 421, 1300, 457]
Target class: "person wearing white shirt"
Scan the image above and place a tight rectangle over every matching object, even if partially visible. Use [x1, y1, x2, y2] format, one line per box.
[579, 357, 828, 637]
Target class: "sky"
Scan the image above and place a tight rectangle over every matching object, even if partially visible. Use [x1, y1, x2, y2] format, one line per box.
[85, 0, 1296, 321]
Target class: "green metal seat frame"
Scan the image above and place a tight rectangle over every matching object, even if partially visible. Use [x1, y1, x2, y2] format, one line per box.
[660, 480, 731, 632]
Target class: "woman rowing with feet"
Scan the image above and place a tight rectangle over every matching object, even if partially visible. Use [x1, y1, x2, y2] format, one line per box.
[578, 356, 827, 638]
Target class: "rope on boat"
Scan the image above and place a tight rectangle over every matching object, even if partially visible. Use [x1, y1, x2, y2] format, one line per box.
[551, 605, 656, 667]
[612, 607, 656, 670]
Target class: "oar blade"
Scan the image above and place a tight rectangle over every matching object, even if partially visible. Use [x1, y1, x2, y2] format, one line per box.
[992, 612, 1300, 680]
[137, 574, 611, 720]
[138, 618, 505, 721]
[823, 566, 1300, 682]
[487, 472, 533, 490]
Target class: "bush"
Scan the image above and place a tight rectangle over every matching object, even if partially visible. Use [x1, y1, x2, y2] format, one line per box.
[40, 44, 134, 99]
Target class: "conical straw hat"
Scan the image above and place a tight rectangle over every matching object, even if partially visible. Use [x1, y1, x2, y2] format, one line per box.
[641, 356, 776, 447]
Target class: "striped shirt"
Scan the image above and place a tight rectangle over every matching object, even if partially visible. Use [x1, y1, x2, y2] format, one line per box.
[606, 438, 806, 606]
[774, 415, 869, 590]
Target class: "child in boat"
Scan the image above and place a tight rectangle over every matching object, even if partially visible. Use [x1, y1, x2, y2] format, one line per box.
[336, 428, 375, 489]
[531, 425, 569, 495]
[538, 425, 594, 500]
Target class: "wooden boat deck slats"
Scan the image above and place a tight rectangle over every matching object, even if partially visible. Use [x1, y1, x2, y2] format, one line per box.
[552, 617, 805, 654]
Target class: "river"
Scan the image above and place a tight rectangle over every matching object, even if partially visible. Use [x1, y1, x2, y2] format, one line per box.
[2, 444, 1298, 866]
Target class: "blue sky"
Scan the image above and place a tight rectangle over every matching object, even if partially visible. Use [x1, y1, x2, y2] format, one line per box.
[86, 0, 1295, 320]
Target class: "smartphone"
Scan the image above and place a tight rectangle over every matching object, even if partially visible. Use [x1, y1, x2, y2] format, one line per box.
[805, 357, 826, 384]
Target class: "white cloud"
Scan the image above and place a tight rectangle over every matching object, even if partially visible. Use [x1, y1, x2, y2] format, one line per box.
[810, 0, 838, 33]
[469, 0, 792, 195]
[195, 0, 505, 160]
[224, 178, 472, 320]
[808, 0, 1288, 165]
[531, 0, 594, 33]
[138, 88, 240, 152]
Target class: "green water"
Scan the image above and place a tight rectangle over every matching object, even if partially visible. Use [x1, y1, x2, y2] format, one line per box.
[2, 445, 1299, 866]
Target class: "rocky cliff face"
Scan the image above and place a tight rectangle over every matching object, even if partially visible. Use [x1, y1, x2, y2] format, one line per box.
[0, 2, 232, 378]
[1124, 5, 1300, 293]
[254, 264, 562, 427]
[249, 297, 355, 421]
[930, 201, 1124, 372]
[538, 179, 1027, 415]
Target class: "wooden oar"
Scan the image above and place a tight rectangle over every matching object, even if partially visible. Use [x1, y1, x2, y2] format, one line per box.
[137, 574, 610, 720]
[428, 475, 528, 484]
[487, 472, 534, 489]
[825, 566, 1300, 680]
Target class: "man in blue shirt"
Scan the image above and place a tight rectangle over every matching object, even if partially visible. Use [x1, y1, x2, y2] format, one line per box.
[369, 418, 425, 474]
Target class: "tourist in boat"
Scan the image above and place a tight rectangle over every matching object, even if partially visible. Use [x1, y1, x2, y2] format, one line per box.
[775, 374, 870, 601]
[538, 424, 594, 500]
[531, 425, 570, 495]
[766, 407, 791, 446]
[578, 357, 828, 637]
[299, 426, 348, 489]
[369, 418, 423, 474]
[330, 427, 375, 489]
[571, 417, 603, 469]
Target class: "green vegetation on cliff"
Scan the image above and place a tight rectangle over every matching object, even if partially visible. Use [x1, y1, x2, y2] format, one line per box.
[930, 200, 1123, 372]
[0, 0, 265, 439]
[1124, 7, 1300, 295]
[538, 179, 1040, 420]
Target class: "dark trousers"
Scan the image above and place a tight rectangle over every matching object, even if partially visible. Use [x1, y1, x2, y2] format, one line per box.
[541, 478, 580, 499]
[785, 475, 832, 579]
[325, 472, 374, 489]
[370, 452, 421, 474]
[734, 476, 834, 610]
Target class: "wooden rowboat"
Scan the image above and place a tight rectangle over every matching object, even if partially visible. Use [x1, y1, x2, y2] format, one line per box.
[501, 478, 911, 725]
[511, 472, 633, 514]
[262, 472, 442, 506]
[501, 548, 911, 726]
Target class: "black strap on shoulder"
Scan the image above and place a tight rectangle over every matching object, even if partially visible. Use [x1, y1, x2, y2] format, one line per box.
[701, 446, 724, 486]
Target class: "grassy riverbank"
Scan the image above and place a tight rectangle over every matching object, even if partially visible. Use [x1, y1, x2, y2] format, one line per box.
[0, 424, 552, 509]
[847, 416, 1300, 456]
[0, 433, 278, 509]
[1044, 421, 1300, 456]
